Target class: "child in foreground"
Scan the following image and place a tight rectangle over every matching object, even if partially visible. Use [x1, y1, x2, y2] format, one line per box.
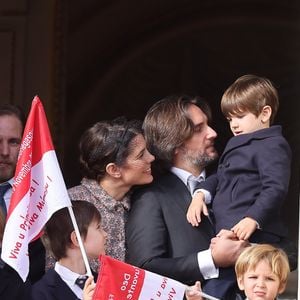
[235, 244, 290, 300]
[31, 200, 202, 300]
[31, 200, 107, 300]
[187, 74, 291, 244]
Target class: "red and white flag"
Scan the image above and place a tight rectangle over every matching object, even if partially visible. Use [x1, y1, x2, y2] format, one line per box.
[1, 96, 71, 281]
[93, 255, 186, 300]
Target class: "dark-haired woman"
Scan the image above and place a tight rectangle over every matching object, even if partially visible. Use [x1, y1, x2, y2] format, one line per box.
[68, 118, 154, 269]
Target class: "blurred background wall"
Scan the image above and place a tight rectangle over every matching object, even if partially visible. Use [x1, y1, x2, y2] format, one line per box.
[0, 0, 299, 244]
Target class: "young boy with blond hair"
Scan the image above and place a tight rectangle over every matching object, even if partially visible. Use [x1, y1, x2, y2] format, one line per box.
[235, 244, 290, 300]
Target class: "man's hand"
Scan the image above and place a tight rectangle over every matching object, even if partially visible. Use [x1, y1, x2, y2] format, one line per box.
[231, 217, 257, 240]
[186, 192, 208, 226]
[210, 229, 250, 267]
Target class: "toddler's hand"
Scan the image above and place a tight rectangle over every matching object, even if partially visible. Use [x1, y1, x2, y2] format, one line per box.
[186, 192, 208, 226]
[231, 217, 257, 240]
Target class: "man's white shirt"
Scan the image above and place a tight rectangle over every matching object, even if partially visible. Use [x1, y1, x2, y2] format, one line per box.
[170, 167, 219, 280]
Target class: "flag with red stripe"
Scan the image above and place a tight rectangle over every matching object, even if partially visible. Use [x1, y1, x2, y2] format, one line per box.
[1, 96, 71, 281]
[93, 255, 186, 300]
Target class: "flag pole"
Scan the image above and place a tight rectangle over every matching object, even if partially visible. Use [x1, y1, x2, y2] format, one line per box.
[199, 292, 220, 300]
[185, 286, 220, 300]
[68, 206, 93, 277]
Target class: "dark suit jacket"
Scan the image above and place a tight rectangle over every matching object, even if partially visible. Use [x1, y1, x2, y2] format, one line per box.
[202, 126, 291, 241]
[31, 269, 80, 300]
[0, 263, 31, 300]
[28, 238, 46, 283]
[126, 172, 215, 285]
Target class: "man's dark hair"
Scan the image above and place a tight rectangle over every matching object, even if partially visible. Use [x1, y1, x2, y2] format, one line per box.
[143, 95, 212, 174]
[0, 104, 26, 130]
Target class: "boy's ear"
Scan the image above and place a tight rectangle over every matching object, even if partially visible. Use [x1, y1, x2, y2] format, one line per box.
[237, 276, 245, 291]
[70, 231, 79, 247]
[261, 105, 272, 123]
[105, 163, 121, 178]
[278, 281, 287, 294]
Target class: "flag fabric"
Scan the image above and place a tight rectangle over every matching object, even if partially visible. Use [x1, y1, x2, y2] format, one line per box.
[93, 255, 186, 300]
[1, 96, 72, 281]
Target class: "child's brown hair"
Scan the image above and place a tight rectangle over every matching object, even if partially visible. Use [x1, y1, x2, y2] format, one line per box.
[42, 200, 101, 260]
[221, 75, 279, 124]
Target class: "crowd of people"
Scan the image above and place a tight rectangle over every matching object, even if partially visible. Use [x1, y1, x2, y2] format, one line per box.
[0, 74, 297, 300]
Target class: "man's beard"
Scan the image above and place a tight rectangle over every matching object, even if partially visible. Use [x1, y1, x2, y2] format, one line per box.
[182, 149, 218, 169]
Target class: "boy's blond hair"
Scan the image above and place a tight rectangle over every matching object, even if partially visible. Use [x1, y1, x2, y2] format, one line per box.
[221, 74, 279, 124]
[235, 244, 290, 285]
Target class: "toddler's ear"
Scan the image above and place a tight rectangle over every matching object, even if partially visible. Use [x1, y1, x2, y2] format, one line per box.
[261, 105, 272, 123]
